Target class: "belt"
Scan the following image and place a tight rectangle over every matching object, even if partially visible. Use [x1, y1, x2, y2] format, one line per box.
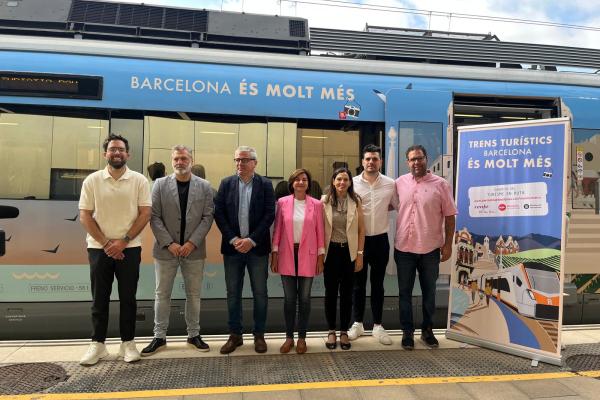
[329, 241, 348, 248]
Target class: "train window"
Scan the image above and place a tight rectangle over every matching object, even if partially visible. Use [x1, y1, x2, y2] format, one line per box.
[265, 122, 296, 179]
[527, 268, 560, 293]
[516, 277, 523, 287]
[0, 113, 109, 200]
[398, 121, 443, 176]
[499, 278, 511, 292]
[299, 127, 359, 190]
[144, 116, 297, 190]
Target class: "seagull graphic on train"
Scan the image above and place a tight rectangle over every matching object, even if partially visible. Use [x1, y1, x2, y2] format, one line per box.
[43, 244, 60, 254]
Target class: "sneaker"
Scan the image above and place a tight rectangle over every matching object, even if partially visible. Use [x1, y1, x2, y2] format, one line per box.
[421, 328, 439, 348]
[80, 342, 109, 366]
[372, 325, 393, 345]
[118, 340, 141, 363]
[348, 322, 364, 341]
[401, 331, 414, 350]
[141, 337, 166, 357]
[187, 336, 210, 352]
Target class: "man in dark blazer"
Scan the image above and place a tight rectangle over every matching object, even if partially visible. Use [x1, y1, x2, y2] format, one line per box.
[142, 145, 214, 356]
[214, 145, 275, 354]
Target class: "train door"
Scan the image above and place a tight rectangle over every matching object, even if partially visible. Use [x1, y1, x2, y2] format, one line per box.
[384, 89, 452, 179]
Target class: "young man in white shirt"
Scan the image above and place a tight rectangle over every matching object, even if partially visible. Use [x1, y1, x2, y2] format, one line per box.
[349, 144, 398, 344]
[79, 134, 151, 365]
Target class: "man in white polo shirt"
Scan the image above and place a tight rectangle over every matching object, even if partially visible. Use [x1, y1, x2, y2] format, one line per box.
[78, 133, 151, 365]
[349, 144, 398, 344]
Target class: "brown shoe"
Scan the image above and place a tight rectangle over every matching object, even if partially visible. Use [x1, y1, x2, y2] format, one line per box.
[279, 338, 294, 354]
[254, 334, 267, 353]
[296, 338, 307, 354]
[220, 334, 243, 355]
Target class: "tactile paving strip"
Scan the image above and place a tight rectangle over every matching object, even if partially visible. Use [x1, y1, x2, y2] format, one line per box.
[1, 343, 599, 395]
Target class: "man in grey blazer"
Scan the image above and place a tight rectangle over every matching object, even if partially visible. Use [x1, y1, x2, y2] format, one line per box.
[142, 145, 214, 356]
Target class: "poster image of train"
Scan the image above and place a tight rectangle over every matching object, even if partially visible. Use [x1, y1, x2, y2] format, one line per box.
[447, 118, 568, 364]
[449, 227, 561, 353]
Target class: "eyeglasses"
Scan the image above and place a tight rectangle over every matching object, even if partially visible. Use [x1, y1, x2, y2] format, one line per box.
[407, 156, 425, 163]
[234, 158, 255, 164]
[107, 147, 127, 154]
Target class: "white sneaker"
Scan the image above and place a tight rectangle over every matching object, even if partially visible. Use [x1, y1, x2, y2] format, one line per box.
[118, 340, 141, 363]
[372, 325, 393, 345]
[79, 342, 109, 366]
[348, 322, 365, 340]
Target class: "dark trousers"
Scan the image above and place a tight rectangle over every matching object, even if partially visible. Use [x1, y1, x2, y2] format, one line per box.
[324, 243, 355, 331]
[353, 233, 389, 325]
[88, 247, 141, 342]
[281, 245, 313, 339]
[223, 252, 269, 335]
[394, 248, 440, 332]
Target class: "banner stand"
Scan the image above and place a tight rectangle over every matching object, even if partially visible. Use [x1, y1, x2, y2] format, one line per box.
[446, 330, 562, 366]
[446, 117, 569, 368]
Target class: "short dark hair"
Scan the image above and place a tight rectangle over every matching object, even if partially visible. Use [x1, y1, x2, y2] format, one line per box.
[103, 133, 129, 152]
[405, 144, 427, 159]
[288, 168, 312, 195]
[362, 144, 382, 159]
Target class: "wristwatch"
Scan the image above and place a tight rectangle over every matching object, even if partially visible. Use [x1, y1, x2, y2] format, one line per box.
[357, 250, 364, 255]
[123, 234, 132, 243]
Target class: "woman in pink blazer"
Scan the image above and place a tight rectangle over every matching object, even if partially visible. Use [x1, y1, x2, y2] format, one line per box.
[271, 169, 325, 354]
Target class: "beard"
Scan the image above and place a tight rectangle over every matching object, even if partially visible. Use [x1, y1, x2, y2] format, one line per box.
[108, 158, 126, 169]
[174, 167, 190, 175]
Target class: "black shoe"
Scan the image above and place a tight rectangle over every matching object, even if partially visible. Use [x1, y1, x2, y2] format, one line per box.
[401, 331, 414, 350]
[141, 337, 166, 356]
[325, 331, 337, 350]
[187, 336, 210, 352]
[421, 328, 439, 348]
[339, 332, 351, 350]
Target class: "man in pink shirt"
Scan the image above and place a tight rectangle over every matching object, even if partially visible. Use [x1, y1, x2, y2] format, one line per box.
[394, 145, 456, 350]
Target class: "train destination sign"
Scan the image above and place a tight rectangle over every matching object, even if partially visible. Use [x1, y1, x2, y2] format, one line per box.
[0, 72, 102, 100]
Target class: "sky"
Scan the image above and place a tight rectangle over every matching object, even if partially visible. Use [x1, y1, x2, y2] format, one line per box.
[135, 0, 600, 50]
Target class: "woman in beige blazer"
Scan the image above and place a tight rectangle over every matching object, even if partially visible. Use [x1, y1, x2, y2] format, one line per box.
[322, 167, 365, 350]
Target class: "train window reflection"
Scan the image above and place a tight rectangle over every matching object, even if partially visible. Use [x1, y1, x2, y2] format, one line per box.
[0, 113, 108, 200]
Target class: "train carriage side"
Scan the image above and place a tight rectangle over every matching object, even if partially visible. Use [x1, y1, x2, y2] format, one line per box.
[1, 35, 599, 338]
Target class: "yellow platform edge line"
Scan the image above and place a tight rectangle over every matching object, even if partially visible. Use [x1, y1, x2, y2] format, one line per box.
[0, 370, 588, 400]
[578, 370, 600, 378]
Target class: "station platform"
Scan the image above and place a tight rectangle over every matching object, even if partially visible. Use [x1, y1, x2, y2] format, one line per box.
[1, 327, 600, 400]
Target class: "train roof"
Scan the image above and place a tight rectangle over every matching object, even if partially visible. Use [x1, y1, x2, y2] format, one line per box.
[2, 33, 600, 90]
[1, 0, 600, 88]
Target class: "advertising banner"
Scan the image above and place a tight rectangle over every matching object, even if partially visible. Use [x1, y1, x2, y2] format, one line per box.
[446, 118, 569, 366]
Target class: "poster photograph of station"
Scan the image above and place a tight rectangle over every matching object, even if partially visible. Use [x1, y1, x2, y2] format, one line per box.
[447, 118, 569, 366]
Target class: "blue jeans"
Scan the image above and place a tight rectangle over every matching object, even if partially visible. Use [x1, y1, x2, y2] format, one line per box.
[153, 257, 205, 339]
[223, 253, 269, 335]
[394, 249, 440, 332]
[281, 275, 313, 339]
